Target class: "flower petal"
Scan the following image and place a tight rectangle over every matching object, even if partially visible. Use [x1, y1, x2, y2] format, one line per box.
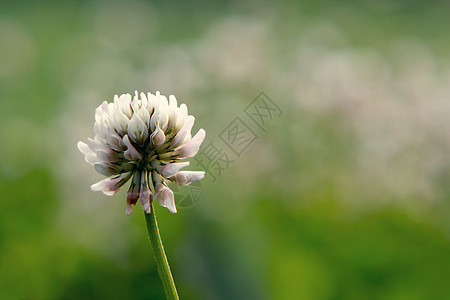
[170, 171, 205, 186]
[78, 141, 94, 156]
[90, 172, 132, 196]
[85, 154, 101, 165]
[106, 128, 125, 151]
[126, 172, 141, 216]
[139, 170, 152, 214]
[146, 92, 156, 113]
[78, 141, 102, 165]
[140, 92, 148, 107]
[94, 163, 121, 176]
[86, 137, 107, 152]
[150, 125, 165, 148]
[136, 106, 151, 128]
[115, 93, 133, 118]
[158, 113, 169, 132]
[176, 129, 206, 158]
[96, 149, 120, 163]
[127, 114, 148, 144]
[171, 115, 194, 148]
[157, 162, 190, 178]
[167, 95, 179, 130]
[154, 182, 177, 214]
[123, 134, 142, 161]
[175, 104, 188, 132]
[111, 109, 129, 136]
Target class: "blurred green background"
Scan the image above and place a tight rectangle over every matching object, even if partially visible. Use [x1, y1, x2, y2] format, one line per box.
[1, 0, 450, 299]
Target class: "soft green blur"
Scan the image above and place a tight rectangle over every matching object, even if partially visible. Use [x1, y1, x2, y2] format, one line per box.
[1, 1, 450, 299]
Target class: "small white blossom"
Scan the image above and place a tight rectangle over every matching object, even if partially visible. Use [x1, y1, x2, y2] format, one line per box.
[78, 91, 206, 215]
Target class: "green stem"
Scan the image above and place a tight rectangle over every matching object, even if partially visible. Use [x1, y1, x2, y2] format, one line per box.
[144, 203, 179, 300]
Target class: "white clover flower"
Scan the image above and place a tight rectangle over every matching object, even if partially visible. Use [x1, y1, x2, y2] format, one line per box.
[78, 91, 206, 215]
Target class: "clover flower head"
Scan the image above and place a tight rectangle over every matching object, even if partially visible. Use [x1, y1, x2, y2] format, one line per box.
[78, 91, 206, 215]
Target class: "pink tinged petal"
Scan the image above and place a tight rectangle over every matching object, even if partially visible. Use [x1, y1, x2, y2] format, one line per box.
[176, 129, 206, 158]
[90, 172, 132, 196]
[170, 171, 205, 186]
[112, 109, 129, 136]
[158, 162, 190, 178]
[126, 172, 141, 216]
[128, 114, 149, 144]
[139, 170, 152, 214]
[154, 182, 177, 213]
[150, 125, 165, 148]
[123, 134, 142, 161]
